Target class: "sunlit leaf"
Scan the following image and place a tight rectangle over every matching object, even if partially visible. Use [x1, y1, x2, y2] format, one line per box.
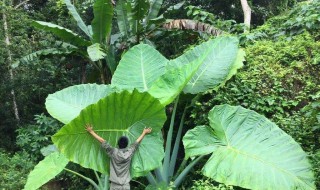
[170, 37, 244, 94]
[87, 43, 106, 61]
[46, 84, 115, 124]
[112, 44, 167, 91]
[183, 105, 315, 190]
[24, 152, 68, 190]
[52, 90, 166, 177]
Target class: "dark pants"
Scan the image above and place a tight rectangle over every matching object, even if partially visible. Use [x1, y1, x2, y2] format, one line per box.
[109, 182, 130, 190]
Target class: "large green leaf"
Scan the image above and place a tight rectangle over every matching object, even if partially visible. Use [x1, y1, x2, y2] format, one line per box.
[183, 105, 315, 190]
[116, 0, 132, 38]
[146, 0, 163, 22]
[24, 152, 69, 190]
[132, 0, 150, 20]
[64, 0, 91, 38]
[87, 43, 107, 61]
[52, 90, 166, 177]
[91, 0, 113, 44]
[170, 36, 244, 94]
[148, 60, 201, 105]
[31, 21, 90, 47]
[112, 44, 167, 91]
[46, 84, 115, 124]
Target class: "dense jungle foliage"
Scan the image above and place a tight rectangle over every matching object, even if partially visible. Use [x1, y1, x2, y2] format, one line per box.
[0, 0, 319, 189]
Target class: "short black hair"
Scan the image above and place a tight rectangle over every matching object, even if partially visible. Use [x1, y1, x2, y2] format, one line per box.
[118, 136, 129, 149]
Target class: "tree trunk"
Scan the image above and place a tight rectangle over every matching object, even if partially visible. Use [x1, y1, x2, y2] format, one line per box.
[3, 9, 20, 122]
[240, 0, 251, 32]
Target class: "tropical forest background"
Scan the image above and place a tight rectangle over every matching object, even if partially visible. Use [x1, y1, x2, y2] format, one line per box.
[0, 0, 319, 189]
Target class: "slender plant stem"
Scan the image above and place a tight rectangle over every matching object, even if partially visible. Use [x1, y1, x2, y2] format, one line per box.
[146, 172, 157, 185]
[64, 168, 100, 190]
[173, 158, 187, 179]
[155, 168, 165, 182]
[102, 174, 109, 190]
[163, 96, 179, 183]
[94, 170, 103, 189]
[169, 105, 187, 177]
[132, 179, 147, 188]
[173, 155, 204, 188]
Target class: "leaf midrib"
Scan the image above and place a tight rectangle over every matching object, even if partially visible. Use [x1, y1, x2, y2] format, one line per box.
[140, 49, 148, 90]
[190, 40, 234, 88]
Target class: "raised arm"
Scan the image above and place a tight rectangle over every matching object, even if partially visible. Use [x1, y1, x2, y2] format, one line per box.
[136, 127, 152, 143]
[85, 124, 106, 143]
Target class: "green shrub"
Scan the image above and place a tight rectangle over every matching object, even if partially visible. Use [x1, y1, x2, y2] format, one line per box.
[16, 114, 61, 162]
[190, 177, 234, 190]
[243, 0, 320, 44]
[0, 150, 34, 190]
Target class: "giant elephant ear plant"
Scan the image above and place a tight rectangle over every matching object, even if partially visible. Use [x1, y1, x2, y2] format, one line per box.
[24, 36, 315, 190]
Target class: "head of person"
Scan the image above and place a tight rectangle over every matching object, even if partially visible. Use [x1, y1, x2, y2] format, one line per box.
[118, 136, 129, 149]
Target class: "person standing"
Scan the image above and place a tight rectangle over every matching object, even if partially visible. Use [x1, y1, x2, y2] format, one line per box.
[85, 124, 152, 190]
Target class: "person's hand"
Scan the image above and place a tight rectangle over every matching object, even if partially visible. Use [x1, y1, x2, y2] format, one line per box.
[143, 127, 152, 134]
[85, 124, 94, 133]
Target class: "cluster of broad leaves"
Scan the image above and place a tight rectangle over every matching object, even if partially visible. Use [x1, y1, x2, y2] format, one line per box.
[24, 36, 316, 190]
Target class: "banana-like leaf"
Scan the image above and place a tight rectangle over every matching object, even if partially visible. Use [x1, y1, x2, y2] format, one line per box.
[64, 0, 91, 38]
[105, 46, 117, 75]
[92, 0, 113, 44]
[183, 105, 315, 190]
[46, 84, 115, 124]
[146, 0, 163, 22]
[52, 90, 166, 177]
[132, 0, 150, 20]
[87, 43, 107, 61]
[112, 44, 167, 91]
[116, 0, 132, 38]
[31, 21, 90, 47]
[24, 152, 69, 190]
[169, 36, 244, 94]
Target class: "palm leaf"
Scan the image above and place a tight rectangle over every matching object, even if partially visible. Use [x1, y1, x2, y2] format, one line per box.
[183, 104, 315, 190]
[46, 84, 115, 124]
[52, 90, 166, 177]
